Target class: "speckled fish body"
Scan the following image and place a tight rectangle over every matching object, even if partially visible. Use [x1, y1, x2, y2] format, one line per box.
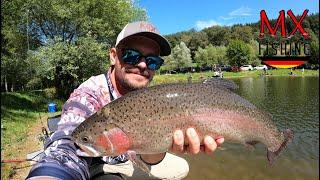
[72, 82, 293, 165]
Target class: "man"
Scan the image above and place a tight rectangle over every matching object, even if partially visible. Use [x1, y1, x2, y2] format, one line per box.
[27, 21, 224, 180]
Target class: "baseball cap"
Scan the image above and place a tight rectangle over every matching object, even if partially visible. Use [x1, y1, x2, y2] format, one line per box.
[115, 21, 171, 56]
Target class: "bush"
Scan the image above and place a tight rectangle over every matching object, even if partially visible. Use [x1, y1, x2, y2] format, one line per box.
[26, 77, 43, 90]
[44, 87, 57, 99]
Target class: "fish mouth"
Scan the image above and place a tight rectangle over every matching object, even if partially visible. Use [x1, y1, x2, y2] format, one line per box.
[77, 143, 103, 157]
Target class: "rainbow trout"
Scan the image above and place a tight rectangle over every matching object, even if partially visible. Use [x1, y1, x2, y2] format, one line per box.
[72, 80, 293, 166]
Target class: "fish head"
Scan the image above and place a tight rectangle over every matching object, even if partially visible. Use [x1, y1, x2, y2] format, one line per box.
[72, 123, 131, 157]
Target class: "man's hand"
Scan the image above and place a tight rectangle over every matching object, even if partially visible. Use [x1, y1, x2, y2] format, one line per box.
[172, 128, 224, 154]
[139, 128, 224, 165]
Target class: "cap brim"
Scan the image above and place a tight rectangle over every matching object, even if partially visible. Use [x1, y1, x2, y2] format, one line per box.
[123, 32, 171, 56]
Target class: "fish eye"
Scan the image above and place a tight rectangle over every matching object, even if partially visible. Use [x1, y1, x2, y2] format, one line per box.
[82, 136, 89, 143]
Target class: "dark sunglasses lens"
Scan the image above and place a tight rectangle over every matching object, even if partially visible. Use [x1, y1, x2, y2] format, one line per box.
[122, 50, 141, 64]
[146, 56, 164, 70]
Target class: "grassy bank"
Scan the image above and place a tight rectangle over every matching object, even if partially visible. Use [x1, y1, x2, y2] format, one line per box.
[153, 69, 319, 84]
[1, 91, 64, 179]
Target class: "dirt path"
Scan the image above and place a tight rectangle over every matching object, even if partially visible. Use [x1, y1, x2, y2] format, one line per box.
[9, 116, 48, 180]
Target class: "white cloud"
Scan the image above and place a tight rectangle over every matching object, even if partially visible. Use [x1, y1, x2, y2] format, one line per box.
[229, 6, 252, 16]
[194, 6, 253, 30]
[195, 20, 222, 30]
[219, 16, 234, 20]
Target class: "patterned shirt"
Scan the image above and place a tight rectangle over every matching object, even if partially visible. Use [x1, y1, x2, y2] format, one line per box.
[27, 68, 128, 180]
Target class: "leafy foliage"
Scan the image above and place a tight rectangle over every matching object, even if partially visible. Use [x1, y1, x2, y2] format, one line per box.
[194, 45, 227, 67]
[227, 40, 254, 67]
[30, 36, 108, 98]
[2, 0, 146, 97]
[161, 42, 193, 72]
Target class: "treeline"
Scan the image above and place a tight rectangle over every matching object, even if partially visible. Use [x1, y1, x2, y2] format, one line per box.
[1, 0, 319, 98]
[162, 12, 319, 73]
[1, 0, 146, 97]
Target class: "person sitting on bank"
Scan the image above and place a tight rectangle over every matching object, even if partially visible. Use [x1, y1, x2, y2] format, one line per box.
[26, 21, 224, 180]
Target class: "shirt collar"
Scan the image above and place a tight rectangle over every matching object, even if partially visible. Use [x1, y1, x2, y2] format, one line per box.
[106, 68, 121, 100]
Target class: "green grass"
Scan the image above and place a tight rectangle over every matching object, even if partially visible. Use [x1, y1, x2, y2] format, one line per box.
[152, 69, 319, 85]
[1, 91, 64, 179]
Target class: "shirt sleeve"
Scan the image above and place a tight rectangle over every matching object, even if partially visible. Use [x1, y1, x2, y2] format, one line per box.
[27, 76, 111, 180]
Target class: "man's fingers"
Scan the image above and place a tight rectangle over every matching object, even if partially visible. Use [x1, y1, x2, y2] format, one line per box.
[203, 136, 217, 154]
[172, 130, 184, 153]
[215, 137, 225, 145]
[172, 129, 224, 155]
[186, 128, 200, 154]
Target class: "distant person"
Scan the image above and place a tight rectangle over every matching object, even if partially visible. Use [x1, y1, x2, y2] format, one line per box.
[218, 67, 223, 78]
[26, 21, 224, 180]
[200, 75, 205, 82]
[263, 67, 267, 75]
[188, 75, 192, 83]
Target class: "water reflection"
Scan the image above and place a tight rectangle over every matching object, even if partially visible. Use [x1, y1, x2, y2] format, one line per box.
[184, 76, 319, 180]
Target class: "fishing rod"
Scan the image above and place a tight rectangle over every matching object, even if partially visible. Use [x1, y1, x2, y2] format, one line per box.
[2, 114, 47, 164]
[1, 150, 43, 164]
[1, 159, 38, 163]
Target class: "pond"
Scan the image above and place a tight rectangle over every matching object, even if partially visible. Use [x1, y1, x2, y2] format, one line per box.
[183, 76, 319, 180]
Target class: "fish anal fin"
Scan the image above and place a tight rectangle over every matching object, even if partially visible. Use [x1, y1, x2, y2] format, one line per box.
[245, 140, 259, 151]
[127, 151, 152, 177]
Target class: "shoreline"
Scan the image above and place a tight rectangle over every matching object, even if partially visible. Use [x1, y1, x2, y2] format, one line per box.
[153, 69, 319, 84]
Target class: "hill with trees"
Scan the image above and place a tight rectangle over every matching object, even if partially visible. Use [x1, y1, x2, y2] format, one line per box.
[163, 12, 319, 73]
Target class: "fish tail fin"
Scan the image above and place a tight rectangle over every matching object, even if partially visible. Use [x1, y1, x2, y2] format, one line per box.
[267, 129, 294, 166]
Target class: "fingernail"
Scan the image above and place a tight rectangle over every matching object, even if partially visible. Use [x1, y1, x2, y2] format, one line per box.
[205, 136, 214, 145]
[187, 128, 197, 138]
[174, 130, 183, 141]
[217, 138, 224, 144]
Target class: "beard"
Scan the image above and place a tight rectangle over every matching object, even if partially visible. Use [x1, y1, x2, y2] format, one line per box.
[117, 67, 153, 92]
[121, 76, 152, 91]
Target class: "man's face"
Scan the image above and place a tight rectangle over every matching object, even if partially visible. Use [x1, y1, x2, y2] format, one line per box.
[111, 36, 160, 93]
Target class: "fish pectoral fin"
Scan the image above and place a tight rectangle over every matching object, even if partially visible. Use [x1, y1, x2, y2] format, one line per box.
[244, 141, 259, 151]
[127, 151, 153, 177]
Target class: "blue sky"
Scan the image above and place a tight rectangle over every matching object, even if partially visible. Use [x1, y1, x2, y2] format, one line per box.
[137, 0, 319, 35]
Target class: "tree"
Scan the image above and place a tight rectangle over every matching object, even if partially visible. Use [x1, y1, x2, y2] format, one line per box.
[226, 40, 253, 67]
[1, 0, 147, 95]
[162, 42, 192, 72]
[30, 36, 108, 98]
[203, 26, 231, 46]
[307, 29, 319, 68]
[188, 31, 209, 59]
[194, 45, 227, 68]
[161, 55, 177, 73]
[23, 0, 146, 46]
[248, 40, 261, 66]
[229, 26, 254, 43]
[194, 47, 209, 67]
[174, 42, 193, 69]
[1, 0, 31, 91]
[165, 29, 195, 49]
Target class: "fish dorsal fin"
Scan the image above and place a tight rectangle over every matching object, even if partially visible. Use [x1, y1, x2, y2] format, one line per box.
[203, 77, 238, 91]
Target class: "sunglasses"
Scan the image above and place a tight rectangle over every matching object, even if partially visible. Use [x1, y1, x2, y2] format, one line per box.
[121, 49, 164, 71]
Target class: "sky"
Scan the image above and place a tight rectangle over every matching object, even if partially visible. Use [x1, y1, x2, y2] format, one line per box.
[137, 0, 319, 35]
